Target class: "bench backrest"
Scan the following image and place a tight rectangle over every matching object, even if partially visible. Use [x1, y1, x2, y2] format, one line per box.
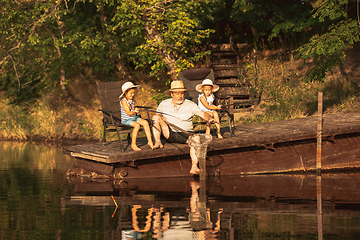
[178, 68, 215, 105]
[97, 81, 127, 124]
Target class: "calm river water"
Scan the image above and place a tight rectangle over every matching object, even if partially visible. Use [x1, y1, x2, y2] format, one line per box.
[1, 141, 360, 240]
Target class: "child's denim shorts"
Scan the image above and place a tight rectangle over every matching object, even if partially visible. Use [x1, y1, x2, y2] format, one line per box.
[122, 115, 141, 126]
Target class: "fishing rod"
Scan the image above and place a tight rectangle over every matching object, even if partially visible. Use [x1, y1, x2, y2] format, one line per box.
[137, 107, 196, 136]
[167, 122, 196, 136]
[138, 106, 219, 135]
[137, 107, 184, 120]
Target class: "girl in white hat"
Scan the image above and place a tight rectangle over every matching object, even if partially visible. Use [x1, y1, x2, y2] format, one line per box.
[195, 79, 223, 138]
[120, 81, 154, 150]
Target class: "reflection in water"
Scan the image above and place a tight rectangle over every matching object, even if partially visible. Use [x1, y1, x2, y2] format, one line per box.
[187, 181, 222, 240]
[2, 141, 360, 239]
[317, 175, 323, 240]
[129, 205, 170, 239]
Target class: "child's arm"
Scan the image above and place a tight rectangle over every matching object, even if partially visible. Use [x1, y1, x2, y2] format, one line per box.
[199, 96, 221, 110]
[121, 99, 138, 116]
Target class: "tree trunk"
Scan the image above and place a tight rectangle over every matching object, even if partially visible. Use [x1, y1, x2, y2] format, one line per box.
[45, 18, 76, 104]
[143, 17, 178, 81]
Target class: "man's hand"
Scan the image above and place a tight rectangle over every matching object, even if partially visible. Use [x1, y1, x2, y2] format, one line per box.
[159, 115, 168, 123]
[202, 111, 218, 124]
[208, 117, 217, 124]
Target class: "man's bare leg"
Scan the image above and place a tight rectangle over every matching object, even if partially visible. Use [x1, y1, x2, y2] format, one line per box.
[189, 135, 200, 174]
[190, 147, 200, 174]
[152, 115, 170, 149]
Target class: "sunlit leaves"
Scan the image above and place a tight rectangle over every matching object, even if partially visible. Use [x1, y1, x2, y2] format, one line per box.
[295, 0, 360, 82]
[313, 0, 349, 22]
[110, 0, 214, 80]
[297, 19, 359, 81]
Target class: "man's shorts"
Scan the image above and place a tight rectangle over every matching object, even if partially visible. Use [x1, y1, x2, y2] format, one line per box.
[122, 115, 141, 126]
[164, 126, 189, 144]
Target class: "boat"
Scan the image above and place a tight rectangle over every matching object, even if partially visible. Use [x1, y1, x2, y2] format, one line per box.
[63, 112, 360, 179]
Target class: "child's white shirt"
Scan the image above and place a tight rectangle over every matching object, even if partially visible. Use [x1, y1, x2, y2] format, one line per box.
[198, 93, 215, 112]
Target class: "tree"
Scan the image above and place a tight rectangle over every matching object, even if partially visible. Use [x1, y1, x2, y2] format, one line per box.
[109, 0, 214, 82]
[0, 0, 131, 104]
[296, 0, 360, 81]
[0, 0, 215, 105]
[230, 0, 314, 47]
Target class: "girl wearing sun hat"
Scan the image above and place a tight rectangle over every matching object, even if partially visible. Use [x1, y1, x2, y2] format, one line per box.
[119, 81, 154, 151]
[195, 79, 223, 138]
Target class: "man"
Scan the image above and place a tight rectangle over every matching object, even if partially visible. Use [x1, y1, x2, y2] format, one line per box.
[152, 80, 216, 174]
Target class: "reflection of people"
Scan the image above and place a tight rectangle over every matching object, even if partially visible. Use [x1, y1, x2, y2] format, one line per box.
[128, 204, 170, 239]
[152, 207, 170, 238]
[152, 81, 216, 174]
[187, 181, 223, 240]
[196, 79, 223, 139]
[119, 82, 154, 151]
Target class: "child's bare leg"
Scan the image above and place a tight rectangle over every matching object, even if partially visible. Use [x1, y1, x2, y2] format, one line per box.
[130, 122, 141, 151]
[205, 123, 211, 135]
[205, 111, 213, 135]
[213, 111, 223, 138]
[139, 119, 154, 149]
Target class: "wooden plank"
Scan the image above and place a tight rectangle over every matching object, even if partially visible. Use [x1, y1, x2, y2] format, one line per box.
[214, 69, 240, 78]
[215, 78, 246, 85]
[75, 158, 114, 176]
[217, 87, 250, 97]
[212, 64, 239, 70]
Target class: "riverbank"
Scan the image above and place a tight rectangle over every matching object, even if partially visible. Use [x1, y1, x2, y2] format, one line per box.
[1, 46, 359, 141]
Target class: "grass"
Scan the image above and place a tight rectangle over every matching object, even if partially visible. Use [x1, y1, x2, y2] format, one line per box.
[236, 49, 360, 125]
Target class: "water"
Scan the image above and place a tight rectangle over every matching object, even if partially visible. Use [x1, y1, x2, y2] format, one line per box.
[1, 141, 360, 239]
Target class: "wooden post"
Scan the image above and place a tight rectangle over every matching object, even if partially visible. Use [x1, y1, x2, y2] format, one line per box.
[316, 92, 323, 173]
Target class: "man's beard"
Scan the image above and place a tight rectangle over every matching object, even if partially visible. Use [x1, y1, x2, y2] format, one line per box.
[173, 98, 184, 105]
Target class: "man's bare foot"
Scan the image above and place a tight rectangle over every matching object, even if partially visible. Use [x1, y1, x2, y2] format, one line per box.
[190, 181, 200, 190]
[131, 144, 141, 151]
[190, 165, 200, 175]
[217, 133, 223, 139]
[148, 142, 154, 149]
[153, 142, 163, 149]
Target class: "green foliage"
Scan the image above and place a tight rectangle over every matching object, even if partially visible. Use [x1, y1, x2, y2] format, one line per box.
[296, 0, 360, 82]
[150, 89, 170, 105]
[231, 0, 314, 46]
[1, 0, 359, 107]
[0, 0, 118, 104]
[110, 0, 214, 79]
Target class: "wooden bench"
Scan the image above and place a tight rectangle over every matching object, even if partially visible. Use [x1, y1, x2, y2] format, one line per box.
[178, 68, 235, 135]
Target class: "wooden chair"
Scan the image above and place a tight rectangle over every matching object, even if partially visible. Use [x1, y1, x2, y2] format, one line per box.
[178, 68, 235, 135]
[96, 81, 151, 151]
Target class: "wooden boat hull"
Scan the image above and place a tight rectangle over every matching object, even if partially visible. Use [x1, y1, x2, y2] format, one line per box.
[69, 132, 360, 179]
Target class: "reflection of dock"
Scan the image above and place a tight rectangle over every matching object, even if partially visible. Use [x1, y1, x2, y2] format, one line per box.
[64, 112, 360, 178]
[63, 174, 360, 239]
[67, 173, 360, 205]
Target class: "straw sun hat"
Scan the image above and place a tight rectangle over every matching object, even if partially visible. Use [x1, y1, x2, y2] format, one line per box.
[195, 79, 219, 93]
[119, 81, 140, 99]
[165, 81, 190, 95]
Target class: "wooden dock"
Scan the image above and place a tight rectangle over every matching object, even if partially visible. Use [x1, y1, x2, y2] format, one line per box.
[63, 112, 360, 178]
